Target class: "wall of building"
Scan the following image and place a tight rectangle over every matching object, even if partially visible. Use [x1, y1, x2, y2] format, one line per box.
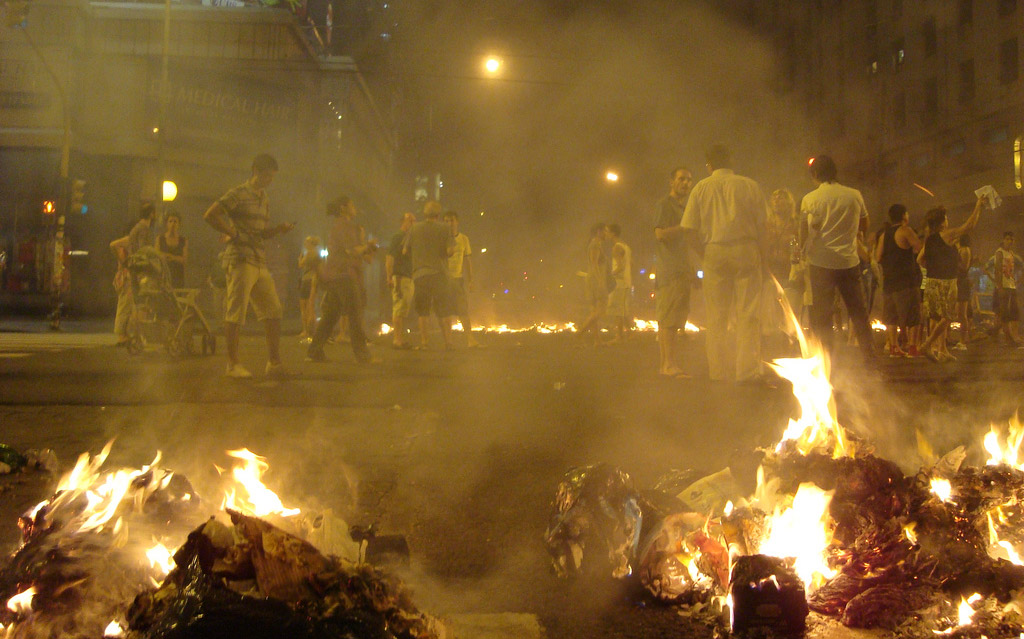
[0, 0, 395, 316]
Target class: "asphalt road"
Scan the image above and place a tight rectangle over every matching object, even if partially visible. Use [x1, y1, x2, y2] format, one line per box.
[0, 322, 1022, 637]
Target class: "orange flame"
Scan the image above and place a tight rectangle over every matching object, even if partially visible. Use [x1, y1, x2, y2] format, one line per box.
[983, 416, 1024, 469]
[221, 449, 300, 518]
[930, 478, 953, 502]
[767, 278, 851, 458]
[6, 587, 35, 615]
[756, 483, 836, 592]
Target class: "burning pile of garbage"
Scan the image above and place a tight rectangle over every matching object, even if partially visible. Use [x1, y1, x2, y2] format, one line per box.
[0, 444, 442, 639]
[545, 331, 1024, 637]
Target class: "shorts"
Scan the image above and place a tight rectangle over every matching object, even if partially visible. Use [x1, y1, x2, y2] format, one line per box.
[449, 277, 469, 317]
[923, 278, 957, 322]
[655, 273, 691, 329]
[882, 287, 921, 327]
[413, 272, 450, 317]
[391, 276, 414, 319]
[607, 279, 631, 318]
[996, 288, 1020, 322]
[225, 261, 283, 324]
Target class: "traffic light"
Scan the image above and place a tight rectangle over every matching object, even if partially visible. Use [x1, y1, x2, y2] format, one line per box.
[4, 0, 29, 28]
[69, 178, 86, 214]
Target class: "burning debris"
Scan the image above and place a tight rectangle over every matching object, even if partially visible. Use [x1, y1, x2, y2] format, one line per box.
[0, 445, 442, 639]
[545, 331, 1024, 638]
[126, 512, 440, 639]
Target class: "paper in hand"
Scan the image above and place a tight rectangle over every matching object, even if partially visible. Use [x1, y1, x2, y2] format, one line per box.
[974, 185, 1002, 210]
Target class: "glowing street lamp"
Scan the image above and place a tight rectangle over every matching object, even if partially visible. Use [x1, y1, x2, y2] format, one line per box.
[162, 180, 177, 202]
[484, 56, 502, 75]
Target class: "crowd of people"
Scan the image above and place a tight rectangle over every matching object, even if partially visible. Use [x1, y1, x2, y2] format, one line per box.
[641, 143, 1020, 385]
[108, 149, 1022, 381]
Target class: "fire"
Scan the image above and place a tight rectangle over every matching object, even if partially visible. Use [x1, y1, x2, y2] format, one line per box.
[769, 349, 849, 458]
[380, 323, 393, 335]
[934, 594, 983, 634]
[6, 587, 35, 614]
[984, 416, 1024, 469]
[146, 541, 176, 575]
[987, 512, 1024, 565]
[104, 620, 125, 637]
[221, 449, 300, 518]
[930, 478, 953, 502]
[958, 594, 982, 625]
[34, 443, 171, 536]
[903, 522, 918, 545]
[870, 319, 886, 331]
[757, 483, 836, 591]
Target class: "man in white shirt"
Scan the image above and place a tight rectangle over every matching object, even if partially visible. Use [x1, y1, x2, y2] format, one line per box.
[681, 144, 768, 383]
[801, 155, 874, 361]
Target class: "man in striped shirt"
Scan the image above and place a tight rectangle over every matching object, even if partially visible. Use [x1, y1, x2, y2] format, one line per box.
[203, 153, 295, 378]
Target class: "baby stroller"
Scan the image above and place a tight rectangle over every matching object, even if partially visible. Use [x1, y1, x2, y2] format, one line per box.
[124, 246, 216, 357]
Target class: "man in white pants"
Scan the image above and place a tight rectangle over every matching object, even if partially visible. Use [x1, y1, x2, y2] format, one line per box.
[681, 144, 768, 384]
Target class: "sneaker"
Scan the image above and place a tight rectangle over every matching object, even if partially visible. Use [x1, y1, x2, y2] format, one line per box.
[225, 363, 253, 378]
[924, 350, 940, 363]
[888, 346, 909, 358]
[265, 361, 295, 378]
[953, 342, 968, 351]
[938, 351, 957, 362]
[906, 345, 921, 358]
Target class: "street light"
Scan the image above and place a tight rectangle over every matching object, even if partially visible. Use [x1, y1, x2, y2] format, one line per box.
[605, 171, 619, 183]
[162, 180, 177, 202]
[484, 56, 502, 75]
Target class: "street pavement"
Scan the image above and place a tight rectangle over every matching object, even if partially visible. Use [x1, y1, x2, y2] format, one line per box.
[0, 322, 1022, 637]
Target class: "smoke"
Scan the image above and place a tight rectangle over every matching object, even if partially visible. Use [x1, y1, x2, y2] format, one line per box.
[386, 0, 820, 319]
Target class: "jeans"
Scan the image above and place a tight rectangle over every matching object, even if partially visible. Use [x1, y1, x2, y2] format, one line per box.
[809, 264, 874, 360]
[309, 276, 370, 362]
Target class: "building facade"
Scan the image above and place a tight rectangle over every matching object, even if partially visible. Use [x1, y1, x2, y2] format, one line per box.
[0, 0, 395, 314]
[733, 0, 1024, 227]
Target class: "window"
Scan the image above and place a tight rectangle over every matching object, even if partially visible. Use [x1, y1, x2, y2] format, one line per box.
[923, 17, 937, 57]
[958, 0, 973, 26]
[999, 0, 1017, 17]
[892, 37, 906, 69]
[1015, 136, 1023, 190]
[893, 91, 906, 129]
[982, 126, 1009, 144]
[1000, 38, 1019, 84]
[959, 59, 975, 103]
[923, 78, 938, 126]
[943, 139, 967, 156]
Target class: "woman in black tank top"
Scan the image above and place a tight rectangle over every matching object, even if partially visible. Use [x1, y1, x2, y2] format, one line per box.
[917, 200, 985, 361]
[157, 212, 188, 289]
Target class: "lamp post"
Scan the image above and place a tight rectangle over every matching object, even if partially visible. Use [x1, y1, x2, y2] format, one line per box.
[483, 56, 502, 75]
